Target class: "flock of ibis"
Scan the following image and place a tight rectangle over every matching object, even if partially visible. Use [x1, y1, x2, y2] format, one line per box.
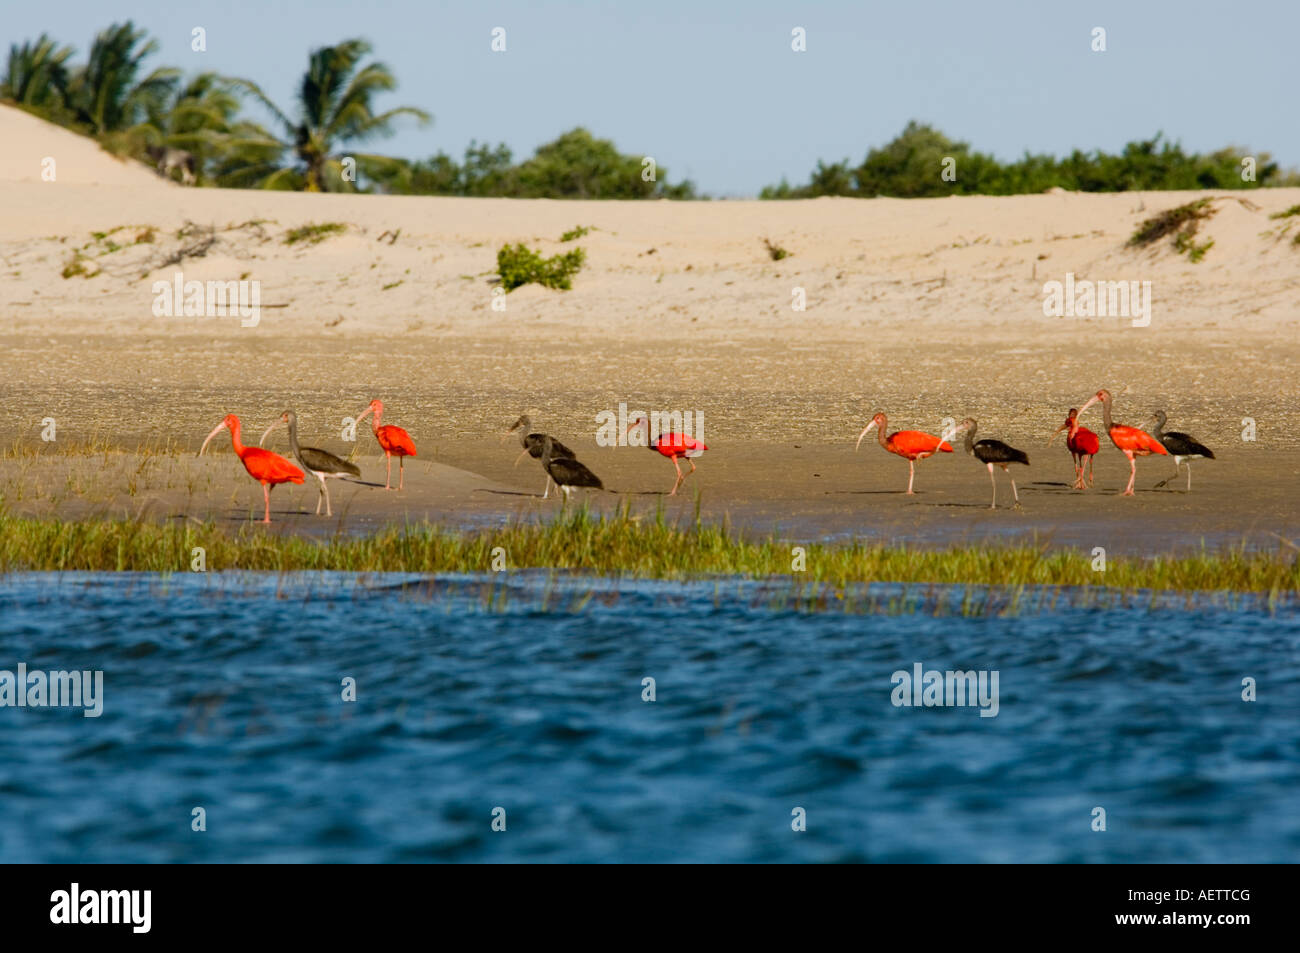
[855, 388, 1214, 507]
[197, 388, 1213, 523]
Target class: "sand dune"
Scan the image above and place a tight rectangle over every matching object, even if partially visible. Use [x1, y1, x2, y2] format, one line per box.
[1, 104, 1297, 547]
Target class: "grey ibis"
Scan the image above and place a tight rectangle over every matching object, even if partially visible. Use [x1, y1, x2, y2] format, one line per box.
[540, 434, 602, 501]
[506, 415, 575, 498]
[949, 418, 1029, 509]
[1147, 410, 1215, 491]
[260, 410, 361, 517]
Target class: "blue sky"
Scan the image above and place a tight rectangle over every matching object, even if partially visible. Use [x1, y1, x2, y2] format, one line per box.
[6, 0, 1296, 195]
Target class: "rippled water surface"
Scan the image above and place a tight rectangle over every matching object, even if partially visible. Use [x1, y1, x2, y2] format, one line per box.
[1, 572, 1296, 862]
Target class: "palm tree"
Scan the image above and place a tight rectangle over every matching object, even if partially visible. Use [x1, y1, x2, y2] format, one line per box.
[142, 73, 282, 186]
[1, 34, 75, 117]
[232, 38, 429, 191]
[66, 21, 178, 136]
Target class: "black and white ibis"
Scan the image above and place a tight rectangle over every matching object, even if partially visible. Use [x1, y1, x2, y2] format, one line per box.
[540, 434, 602, 501]
[949, 418, 1029, 509]
[506, 414, 575, 498]
[1147, 410, 1215, 491]
[260, 410, 360, 517]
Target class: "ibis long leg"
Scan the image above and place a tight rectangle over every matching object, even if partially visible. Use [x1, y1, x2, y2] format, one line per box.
[906, 460, 916, 495]
[987, 462, 996, 508]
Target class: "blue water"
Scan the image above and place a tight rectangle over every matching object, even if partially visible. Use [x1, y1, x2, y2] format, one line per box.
[0, 572, 1296, 863]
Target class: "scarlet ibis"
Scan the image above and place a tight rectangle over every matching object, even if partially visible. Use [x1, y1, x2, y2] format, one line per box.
[506, 414, 575, 498]
[259, 410, 361, 517]
[627, 414, 708, 496]
[356, 399, 416, 490]
[1078, 389, 1168, 496]
[539, 434, 603, 500]
[1048, 408, 1100, 490]
[198, 413, 304, 524]
[1147, 410, 1215, 491]
[855, 412, 953, 494]
[949, 418, 1029, 508]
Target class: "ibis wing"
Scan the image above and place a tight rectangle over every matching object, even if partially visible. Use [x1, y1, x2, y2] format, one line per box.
[300, 446, 361, 477]
[1163, 431, 1215, 459]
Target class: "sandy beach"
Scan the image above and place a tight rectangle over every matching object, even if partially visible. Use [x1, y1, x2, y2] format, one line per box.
[3, 104, 1298, 553]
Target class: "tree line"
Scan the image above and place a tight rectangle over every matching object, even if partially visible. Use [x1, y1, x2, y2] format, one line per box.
[761, 121, 1298, 198]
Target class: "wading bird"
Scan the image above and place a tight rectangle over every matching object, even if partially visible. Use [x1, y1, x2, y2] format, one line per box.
[1078, 389, 1167, 496]
[949, 418, 1029, 509]
[854, 412, 953, 494]
[259, 410, 361, 517]
[1147, 410, 1215, 491]
[1048, 408, 1100, 490]
[199, 414, 304, 524]
[627, 414, 708, 496]
[505, 414, 575, 498]
[356, 399, 416, 490]
[540, 434, 602, 501]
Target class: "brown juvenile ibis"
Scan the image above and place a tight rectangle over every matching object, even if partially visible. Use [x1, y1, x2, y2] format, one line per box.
[260, 410, 361, 517]
[948, 418, 1029, 509]
[1147, 410, 1215, 491]
[539, 434, 602, 501]
[1047, 408, 1100, 490]
[1078, 389, 1168, 496]
[855, 412, 953, 494]
[505, 414, 575, 498]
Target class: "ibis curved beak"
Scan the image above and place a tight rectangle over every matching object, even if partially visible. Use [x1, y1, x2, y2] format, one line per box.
[855, 420, 878, 451]
[1047, 423, 1068, 446]
[1078, 395, 1100, 415]
[513, 448, 531, 468]
[937, 422, 965, 446]
[356, 406, 374, 424]
[259, 417, 285, 447]
[198, 420, 227, 457]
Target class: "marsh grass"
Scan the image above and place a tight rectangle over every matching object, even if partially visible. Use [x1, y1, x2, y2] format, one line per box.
[0, 507, 1295, 597]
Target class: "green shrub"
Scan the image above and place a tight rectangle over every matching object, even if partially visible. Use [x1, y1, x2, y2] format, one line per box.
[560, 225, 591, 242]
[497, 243, 586, 291]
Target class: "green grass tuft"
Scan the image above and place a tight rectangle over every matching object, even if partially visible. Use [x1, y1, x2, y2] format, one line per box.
[1128, 198, 1217, 260]
[283, 222, 347, 246]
